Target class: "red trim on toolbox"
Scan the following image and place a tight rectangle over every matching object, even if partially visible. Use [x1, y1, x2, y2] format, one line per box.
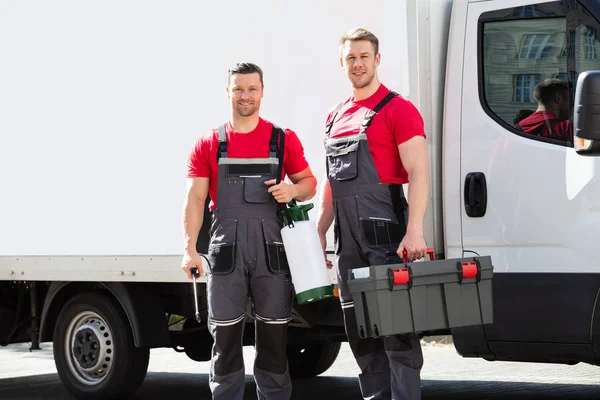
[461, 262, 478, 279]
[392, 268, 410, 285]
[427, 248, 435, 260]
[402, 248, 436, 263]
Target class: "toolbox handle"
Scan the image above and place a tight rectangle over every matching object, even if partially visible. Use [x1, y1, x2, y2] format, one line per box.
[402, 248, 435, 263]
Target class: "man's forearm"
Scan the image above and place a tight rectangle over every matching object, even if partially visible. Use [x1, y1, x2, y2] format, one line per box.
[292, 176, 317, 202]
[316, 179, 334, 235]
[183, 196, 205, 253]
[406, 167, 429, 235]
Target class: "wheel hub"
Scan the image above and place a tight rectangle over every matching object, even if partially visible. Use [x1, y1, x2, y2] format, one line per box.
[66, 312, 115, 385]
[73, 328, 101, 368]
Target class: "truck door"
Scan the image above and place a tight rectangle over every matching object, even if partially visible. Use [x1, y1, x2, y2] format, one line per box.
[460, 0, 600, 363]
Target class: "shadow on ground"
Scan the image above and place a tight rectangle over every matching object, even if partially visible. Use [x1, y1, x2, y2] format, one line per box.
[1, 372, 600, 399]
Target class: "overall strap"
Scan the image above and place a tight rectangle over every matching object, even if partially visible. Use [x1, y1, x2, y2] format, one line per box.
[272, 124, 285, 184]
[216, 123, 282, 162]
[269, 125, 280, 158]
[216, 124, 228, 162]
[324, 102, 344, 139]
[539, 118, 561, 137]
[359, 91, 398, 136]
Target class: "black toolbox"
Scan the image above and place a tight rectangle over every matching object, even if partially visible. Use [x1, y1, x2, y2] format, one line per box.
[347, 252, 494, 338]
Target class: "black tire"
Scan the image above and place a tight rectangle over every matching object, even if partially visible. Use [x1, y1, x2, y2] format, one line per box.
[182, 318, 213, 362]
[53, 292, 150, 400]
[288, 341, 342, 379]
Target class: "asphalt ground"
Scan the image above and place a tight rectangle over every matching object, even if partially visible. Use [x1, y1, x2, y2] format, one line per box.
[1, 341, 600, 399]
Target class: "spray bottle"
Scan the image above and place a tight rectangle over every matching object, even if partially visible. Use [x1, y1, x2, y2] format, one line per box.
[279, 200, 334, 304]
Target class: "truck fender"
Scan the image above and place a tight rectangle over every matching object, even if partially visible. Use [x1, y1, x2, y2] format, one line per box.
[40, 281, 170, 348]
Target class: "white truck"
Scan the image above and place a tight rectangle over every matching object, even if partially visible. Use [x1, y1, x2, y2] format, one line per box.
[2, 0, 600, 398]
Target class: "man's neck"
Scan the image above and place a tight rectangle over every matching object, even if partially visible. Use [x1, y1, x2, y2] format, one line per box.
[353, 78, 381, 101]
[230, 114, 260, 133]
[536, 105, 558, 117]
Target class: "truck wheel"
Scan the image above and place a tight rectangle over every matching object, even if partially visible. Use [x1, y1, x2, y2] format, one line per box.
[53, 292, 150, 400]
[288, 342, 341, 379]
[182, 318, 213, 362]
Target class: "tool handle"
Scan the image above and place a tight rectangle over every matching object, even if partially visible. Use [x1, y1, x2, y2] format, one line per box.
[402, 248, 435, 263]
[190, 267, 201, 323]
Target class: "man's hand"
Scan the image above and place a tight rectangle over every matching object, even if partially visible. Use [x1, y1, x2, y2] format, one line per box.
[265, 179, 297, 204]
[318, 230, 334, 269]
[181, 250, 205, 279]
[397, 229, 427, 262]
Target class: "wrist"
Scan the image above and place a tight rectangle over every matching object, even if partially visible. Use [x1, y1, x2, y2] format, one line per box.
[185, 243, 198, 254]
[406, 223, 423, 236]
[316, 225, 328, 236]
[291, 183, 299, 200]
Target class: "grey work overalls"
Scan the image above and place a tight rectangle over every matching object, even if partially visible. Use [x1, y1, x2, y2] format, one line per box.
[206, 124, 293, 400]
[325, 92, 424, 400]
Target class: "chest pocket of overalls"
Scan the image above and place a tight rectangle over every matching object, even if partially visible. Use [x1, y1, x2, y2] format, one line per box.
[244, 177, 273, 203]
[326, 137, 359, 181]
[227, 163, 274, 204]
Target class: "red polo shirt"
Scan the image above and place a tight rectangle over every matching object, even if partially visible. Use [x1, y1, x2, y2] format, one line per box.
[326, 84, 426, 184]
[187, 118, 309, 210]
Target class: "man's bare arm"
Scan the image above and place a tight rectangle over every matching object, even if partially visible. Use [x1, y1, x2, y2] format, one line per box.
[397, 135, 429, 260]
[182, 177, 209, 278]
[316, 175, 334, 268]
[288, 166, 318, 201]
[316, 176, 334, 235]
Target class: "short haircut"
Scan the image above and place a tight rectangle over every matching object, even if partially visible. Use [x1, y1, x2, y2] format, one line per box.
[339, 27, 379, 55]
[228, 62, 264, 86]
[534, 78, 570, 105]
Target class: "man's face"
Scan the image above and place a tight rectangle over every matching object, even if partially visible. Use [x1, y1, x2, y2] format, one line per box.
[227, 72, 263, 117]
[340, 40, 380, 89]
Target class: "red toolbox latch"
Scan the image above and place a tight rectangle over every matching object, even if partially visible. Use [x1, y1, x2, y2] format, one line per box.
[388, 267, 412, 290]
[458, 260, 480, 282]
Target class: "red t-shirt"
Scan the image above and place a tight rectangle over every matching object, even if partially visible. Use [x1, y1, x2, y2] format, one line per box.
[326, 84, 426, 184]
[517, 110, 572, 142]
[187, 118, 309, 209]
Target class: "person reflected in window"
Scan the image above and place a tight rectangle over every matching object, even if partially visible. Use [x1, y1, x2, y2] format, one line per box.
[515, 78, 573, 143]
[513, 109, 534, 126]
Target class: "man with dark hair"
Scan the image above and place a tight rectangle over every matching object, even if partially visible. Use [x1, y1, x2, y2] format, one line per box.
[181, 62, 317, 400]
[516, 78, 573, 142]
[228, 62, 264, 86]
[317, 27, 429, 399]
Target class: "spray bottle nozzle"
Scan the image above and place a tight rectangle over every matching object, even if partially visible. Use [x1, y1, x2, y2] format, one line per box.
[278, 200, 314, 227]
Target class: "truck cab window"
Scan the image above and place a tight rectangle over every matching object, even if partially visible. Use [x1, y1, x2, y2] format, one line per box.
[569, 4, 600, 87]
[481, 4, 573, 146]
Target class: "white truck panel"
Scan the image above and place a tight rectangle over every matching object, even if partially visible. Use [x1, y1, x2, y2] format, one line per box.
[442, 0, 470, 260]
[0, 255, 339, 283]
[405, 0, 455, 257]
[0, 0, 418, 257]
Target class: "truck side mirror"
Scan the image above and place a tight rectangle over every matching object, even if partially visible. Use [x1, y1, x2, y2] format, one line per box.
[574, 70, 600, 155]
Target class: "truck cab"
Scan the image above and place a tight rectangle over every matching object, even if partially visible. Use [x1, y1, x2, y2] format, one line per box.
[440, 0, 600, 365]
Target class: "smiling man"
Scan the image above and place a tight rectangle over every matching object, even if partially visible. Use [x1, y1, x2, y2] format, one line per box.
[316, 28, 430, 399]
[182, 62, 317, 400]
